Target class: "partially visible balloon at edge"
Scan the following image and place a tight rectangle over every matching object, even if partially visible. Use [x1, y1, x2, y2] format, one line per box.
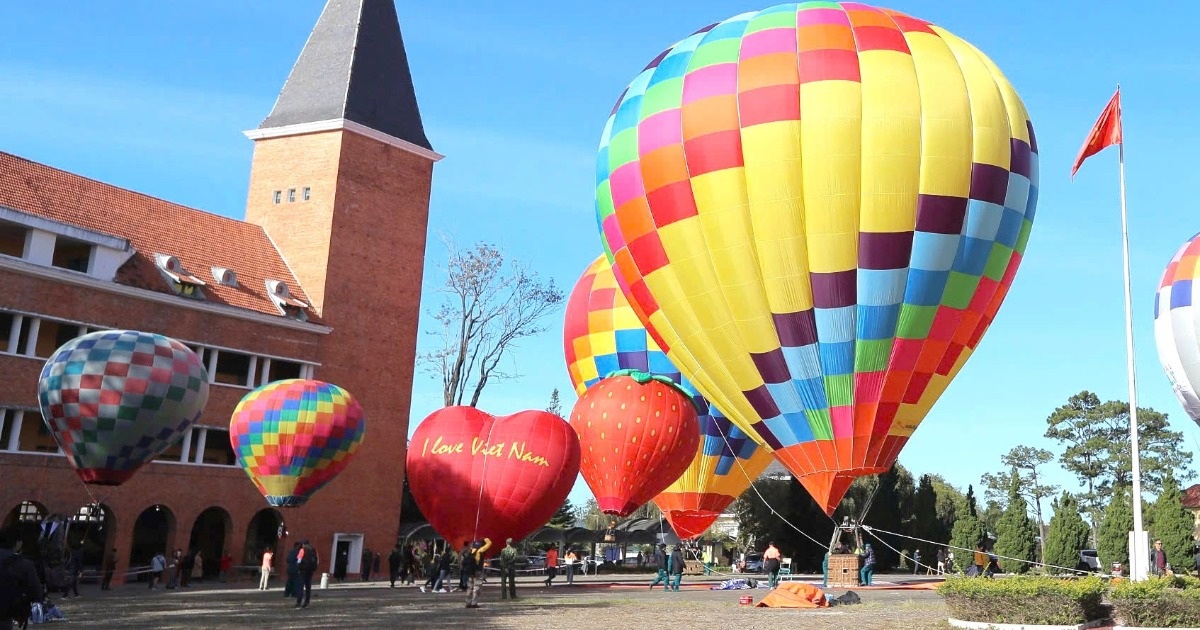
[1154, 232, 1200, 425]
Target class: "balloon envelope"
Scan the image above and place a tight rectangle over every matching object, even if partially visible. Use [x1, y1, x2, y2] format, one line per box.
[406, 407, 580, 548]
[595, 2, 1039, 514]
[38, 330, 210, 486]
[229, 379, 365, 507]
[564, 255, 773, 536]
[1154, 232, 1200, 424]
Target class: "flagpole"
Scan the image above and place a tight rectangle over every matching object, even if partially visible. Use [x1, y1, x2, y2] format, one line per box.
[1114, 84, 1148, 581]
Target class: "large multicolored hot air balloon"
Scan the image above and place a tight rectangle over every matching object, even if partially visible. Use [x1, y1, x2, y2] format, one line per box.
[229, 379, 365, 507]
[1154, 232, 1200, 424]
[595, 3, 1038, 513]
[406, 407, 580, 549]
[565, 256, 774, 537]
[38, 330, 209, 486]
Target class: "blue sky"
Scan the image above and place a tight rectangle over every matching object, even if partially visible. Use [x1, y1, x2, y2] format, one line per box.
[4, 0, 1199, 514]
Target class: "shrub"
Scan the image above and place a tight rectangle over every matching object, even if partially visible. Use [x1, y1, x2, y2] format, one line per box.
[1111, 575, 1200, 628]
[938, 575, 1107, 625]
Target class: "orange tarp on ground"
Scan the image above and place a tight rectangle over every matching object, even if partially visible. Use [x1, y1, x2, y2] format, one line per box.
[754, 582, 830, 608]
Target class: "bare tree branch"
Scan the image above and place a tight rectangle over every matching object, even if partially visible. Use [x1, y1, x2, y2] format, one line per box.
[418, 237, 565, 408]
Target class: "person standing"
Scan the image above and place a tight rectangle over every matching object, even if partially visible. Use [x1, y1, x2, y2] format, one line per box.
[457, 541, 471, 592]
[1151, 539, 1169, 577]
[668, 545, 685, 592]
[101, 548, 117, 591]
[294, 541, 319, 609]
[166, 548, 182, 589]
[564, 549, 577, 585]
[361, 547, 373, 582]
[859, 544, 876, 586]
[913, 549, 922, 575]
[283, 543, 301, 598]
[543, 546, 559, 587]
[191, 550, 204, 583]
[149, 552, 166, 590]
[388, 546, 403, 588]
[60, 544, 82, 598]
[648, 543, 668, 590]
[259, 548, 274, 590]
[499, 538, 519, 600]
[0, 526, 43, 630]
[463, 538, 492, 609]
[763, 541, 782, 588]
[936, 548, 946, 575]
[219, 550, 232, 583]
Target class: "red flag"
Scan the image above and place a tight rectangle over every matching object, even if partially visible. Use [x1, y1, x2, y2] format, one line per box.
[1070, 88, 1123, 178]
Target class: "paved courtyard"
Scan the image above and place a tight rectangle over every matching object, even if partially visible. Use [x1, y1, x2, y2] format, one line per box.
[51, 573, 949, 629]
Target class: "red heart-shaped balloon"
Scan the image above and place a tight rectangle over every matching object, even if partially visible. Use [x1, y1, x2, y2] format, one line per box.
[406, 407, 581, 549]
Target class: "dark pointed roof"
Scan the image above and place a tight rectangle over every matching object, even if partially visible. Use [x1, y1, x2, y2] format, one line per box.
[259, 0, 432, 151]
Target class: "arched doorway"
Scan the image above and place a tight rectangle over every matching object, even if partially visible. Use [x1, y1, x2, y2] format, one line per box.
[188, 507, 231, 580]
[69, 503, 114, 570]
[130, 505, 175, 582]
[243, 508, 283, 566]
[2, 501, 46, 556]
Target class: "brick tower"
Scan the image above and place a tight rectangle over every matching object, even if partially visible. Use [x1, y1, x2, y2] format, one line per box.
[243, 0, 440, 561]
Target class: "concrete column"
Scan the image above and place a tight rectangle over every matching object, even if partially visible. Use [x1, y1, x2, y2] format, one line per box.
[5, 314, 22, 354]
[192, 428, 208, 464]
[22, 317, 40, 357]
[178, 427, 193, 464]
[206, 350, 218, 383]
[246, 356, 258, 388]
[259, 358, 272, 386]
[6, 411, 23, 451]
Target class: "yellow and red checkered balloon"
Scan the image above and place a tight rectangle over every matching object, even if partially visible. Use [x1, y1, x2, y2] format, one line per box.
[595, 3, 1038, 513]
[229, 379, 365, 507]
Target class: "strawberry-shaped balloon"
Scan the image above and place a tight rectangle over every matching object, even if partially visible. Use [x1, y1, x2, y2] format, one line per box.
[570, 369, 700, 516]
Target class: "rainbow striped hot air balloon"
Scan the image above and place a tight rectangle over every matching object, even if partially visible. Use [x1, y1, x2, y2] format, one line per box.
[564, 256, 774, 537]
[229, 379, 365, 507]
[1155, 233, 1200, 425]
[594, 2, 1038, 513]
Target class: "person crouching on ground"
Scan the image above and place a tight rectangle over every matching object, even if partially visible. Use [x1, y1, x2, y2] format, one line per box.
[464, 538, 492, 609]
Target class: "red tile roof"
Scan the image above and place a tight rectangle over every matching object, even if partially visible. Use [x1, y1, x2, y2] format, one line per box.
[1184, 484, 1200, 509]
[0, 151, 317, 322]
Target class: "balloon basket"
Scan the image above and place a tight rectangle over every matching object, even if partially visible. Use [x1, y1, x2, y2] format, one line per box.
[739, 595, 753, 606]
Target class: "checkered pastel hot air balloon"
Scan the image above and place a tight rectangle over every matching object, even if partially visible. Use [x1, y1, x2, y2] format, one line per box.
[1154, 232, 1200, 425]
[595, 3, 1039, 514]
[564, 256, 774, 534]
[38, 330, 210, 486]
[229, 379, 365, 507]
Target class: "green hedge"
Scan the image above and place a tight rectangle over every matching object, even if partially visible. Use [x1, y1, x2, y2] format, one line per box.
[938, 576, 1107, 625]
[1111, 575, 1200, 628]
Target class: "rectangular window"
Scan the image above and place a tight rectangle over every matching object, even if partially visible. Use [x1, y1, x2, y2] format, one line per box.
[51, 238, 91, 273]
[302, 187, 311, 201]
[273, 190, 281, 204]
[34, 320, 83, 358]
[13, 317, 32, 356]
[202, 428, 237, 465]
[0, 220, 27, 258]
[0, 312, 13, 353]
[268, 359, 303, 382]
[155, 430, 188, 462]
[19, 416, 58, 453]
[287, 188, 296, 203]
[212, 350, 252, 386]
[0, 409, 14, 451]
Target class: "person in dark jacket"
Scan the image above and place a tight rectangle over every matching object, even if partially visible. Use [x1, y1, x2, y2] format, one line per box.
[1150, 539, 1169, 576]
[295, 541, 319, 609]
[284, 543, 301, 598]
[668, 545, 685, 591]
[1, 526, 44, 630]
[388, 546, 403, 588]
[648, 544, 668, 590]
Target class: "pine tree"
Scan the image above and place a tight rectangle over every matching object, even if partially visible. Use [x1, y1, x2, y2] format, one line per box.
[1097, 485, 1134, 572]
[1043, 492, 1091, 573]
[994, 469, 1038, 574]
[950, 485, 986, 572]
[909, 475, 941, 565]
[548, 499, 577, 528]
[1151, 473, 1196, 572]
[546, 388, 563, 417]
